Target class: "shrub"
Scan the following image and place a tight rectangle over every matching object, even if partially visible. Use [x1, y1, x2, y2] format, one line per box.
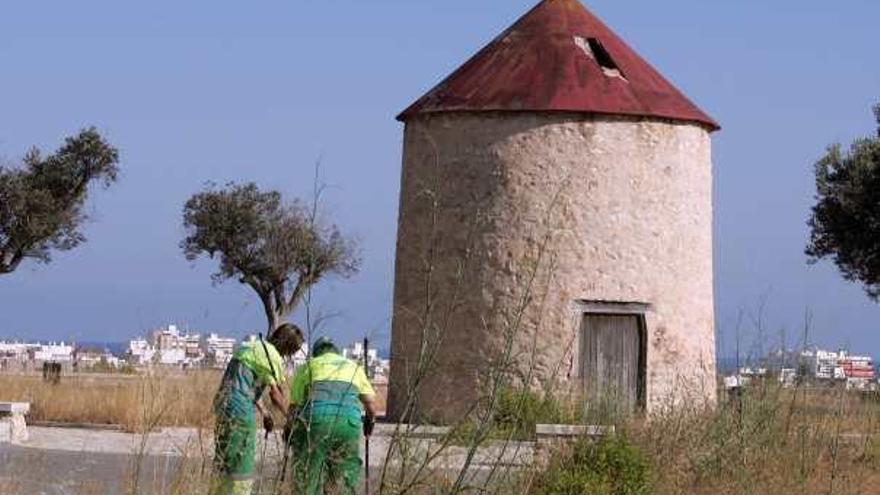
[493, 386, 572, 438]
[531, 434, 651, 495]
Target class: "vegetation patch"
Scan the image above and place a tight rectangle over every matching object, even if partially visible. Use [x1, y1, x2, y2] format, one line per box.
[530, 434, 651, 495]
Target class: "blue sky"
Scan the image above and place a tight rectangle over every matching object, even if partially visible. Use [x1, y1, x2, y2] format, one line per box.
[1, 1, 878, 357]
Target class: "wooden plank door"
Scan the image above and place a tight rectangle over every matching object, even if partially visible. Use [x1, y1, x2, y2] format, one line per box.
[582, 313, 642, 414]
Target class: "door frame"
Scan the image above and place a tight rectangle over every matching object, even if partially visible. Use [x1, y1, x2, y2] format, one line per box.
[574, 300, 649, 412]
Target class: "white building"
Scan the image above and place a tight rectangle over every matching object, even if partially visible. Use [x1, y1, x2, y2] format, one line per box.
[130, 324, 208, 367]
[158, 348, 186, 366]
[128, 327, 249, 368]
[343, 341, 378, 365]
[76, 349, 122, 369]
[184, 333, 202, 358]
[342, 341, 388, 379]
[127, 338, 156, 365]
[813, 349, 841, 380]
[33, 342, 74, 362]
[0, 341, 28, 360]
[203, 333, 237, 367]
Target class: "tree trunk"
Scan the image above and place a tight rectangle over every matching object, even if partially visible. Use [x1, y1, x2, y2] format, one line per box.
[257, 291, 282, 337]
[260, 295, 295, 338]
[266, 310, 281, 337]
[256, 286, 302, 338]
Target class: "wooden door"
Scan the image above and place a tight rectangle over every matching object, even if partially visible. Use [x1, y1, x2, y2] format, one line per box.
[582, 313, 643, 414]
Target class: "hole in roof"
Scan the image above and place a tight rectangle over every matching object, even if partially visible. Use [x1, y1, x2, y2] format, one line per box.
[573, 36, 627, 81]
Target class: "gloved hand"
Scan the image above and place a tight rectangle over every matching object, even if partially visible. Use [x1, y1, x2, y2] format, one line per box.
[263, 414, 275, 434]
[362, 415, 375, 437]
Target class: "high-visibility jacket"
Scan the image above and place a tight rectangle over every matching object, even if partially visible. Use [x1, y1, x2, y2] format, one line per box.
[290, 352, 375, 422]
[214, 339, 285, 423]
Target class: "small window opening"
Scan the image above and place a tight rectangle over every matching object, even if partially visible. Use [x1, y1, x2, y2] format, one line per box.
[573, 35, 627, 81]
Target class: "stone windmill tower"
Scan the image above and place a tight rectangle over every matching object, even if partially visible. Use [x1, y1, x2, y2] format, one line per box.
[388, 0, 719, 423]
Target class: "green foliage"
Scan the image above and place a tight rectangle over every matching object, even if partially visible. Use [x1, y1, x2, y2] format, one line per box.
[181, 182, 359, 333]
[0, 128, 119, 274]
[531, 435, 652, 495]
[807, 103, 880, 299]
[447, 387, 578, 444]
[493, 386, 573, 438]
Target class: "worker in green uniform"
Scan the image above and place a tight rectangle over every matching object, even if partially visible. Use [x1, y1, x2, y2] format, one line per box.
[211, 323, 304, 495]
[286, 337, 377, 495]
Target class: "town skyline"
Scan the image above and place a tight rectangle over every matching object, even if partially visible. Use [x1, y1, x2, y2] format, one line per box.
[0, 323, 391, 378]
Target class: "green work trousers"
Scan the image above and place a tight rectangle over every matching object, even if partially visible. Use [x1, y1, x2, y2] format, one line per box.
[290, 416, 363, 495]
[212, 416, 257, 495]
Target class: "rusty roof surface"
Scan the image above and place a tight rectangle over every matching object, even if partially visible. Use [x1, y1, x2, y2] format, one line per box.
[398, 0, 719, 131]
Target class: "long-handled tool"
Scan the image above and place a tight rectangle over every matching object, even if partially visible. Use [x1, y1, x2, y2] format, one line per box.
[363, 336, 371, 495]
[279, 401, 300, 485]
[256, 424, 271, 494]
[258, 332, 280, 492]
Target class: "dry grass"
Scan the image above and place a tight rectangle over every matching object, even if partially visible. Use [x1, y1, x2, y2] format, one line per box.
[0, 371, 219, 432]
[520, 383, 880, 495]
[632, 384, 880, 495]
[0, 371, 386, 433]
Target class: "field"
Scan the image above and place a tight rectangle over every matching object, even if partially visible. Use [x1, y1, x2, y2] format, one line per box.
[0, 370, 387, 432]
[627, 384, 880, 495]
[0, 371, 220, 432]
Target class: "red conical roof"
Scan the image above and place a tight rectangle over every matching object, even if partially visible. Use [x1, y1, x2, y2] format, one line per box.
[398, 0, 718, 131]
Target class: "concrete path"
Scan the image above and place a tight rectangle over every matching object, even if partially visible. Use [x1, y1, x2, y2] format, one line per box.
[20, 426, 209, 456]
[0, 426, 533, 494]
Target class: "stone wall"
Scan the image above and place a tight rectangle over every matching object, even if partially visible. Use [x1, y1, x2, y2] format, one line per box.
[388, 112, 716, 423]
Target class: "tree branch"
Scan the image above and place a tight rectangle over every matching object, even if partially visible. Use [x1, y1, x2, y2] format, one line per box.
[272, 284, 286, 315]
[0, 245, 26, 274]
[285, 274, 313, 317]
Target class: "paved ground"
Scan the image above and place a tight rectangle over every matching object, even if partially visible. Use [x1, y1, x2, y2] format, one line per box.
[0, 443, 181, 495]
[0, 426, 532, 494]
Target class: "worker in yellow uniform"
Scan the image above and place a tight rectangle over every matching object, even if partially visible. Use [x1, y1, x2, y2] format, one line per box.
[211, 323, 303, 495]
[286, 337, 377, 495]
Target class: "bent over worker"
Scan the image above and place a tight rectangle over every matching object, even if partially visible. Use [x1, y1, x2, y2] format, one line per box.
[211, 323, 304, 495]
[286, 337, 377, 495]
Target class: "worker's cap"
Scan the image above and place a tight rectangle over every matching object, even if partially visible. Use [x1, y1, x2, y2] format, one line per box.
[312, 337, 339, 357]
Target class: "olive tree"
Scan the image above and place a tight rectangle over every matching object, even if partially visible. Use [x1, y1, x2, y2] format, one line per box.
[0, 128, 120, 275]
[807, 103, 880, 298]
[181, 182, 359, 335]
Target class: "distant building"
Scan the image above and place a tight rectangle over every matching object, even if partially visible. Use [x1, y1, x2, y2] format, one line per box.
[158, 348, 187, 366]
[0, 341, 28, 360]
[184, 333, 202, 359]
[75, 347, 121, 369]
[342, 341, 389, 379]
[152, 325, 185, 352]
[32, 342, 74, 363]
[127, 337, 155, 365]
[811, 349, 841, 380]
[802, 348, 876, 385]
[203, 333, 237, 368]
[127, 325, 204, 367]
[0, 341, 29, 372]
[343, 341, 377, 365]
[0, 340, 74, 372]
[125, 326, 297, 369]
